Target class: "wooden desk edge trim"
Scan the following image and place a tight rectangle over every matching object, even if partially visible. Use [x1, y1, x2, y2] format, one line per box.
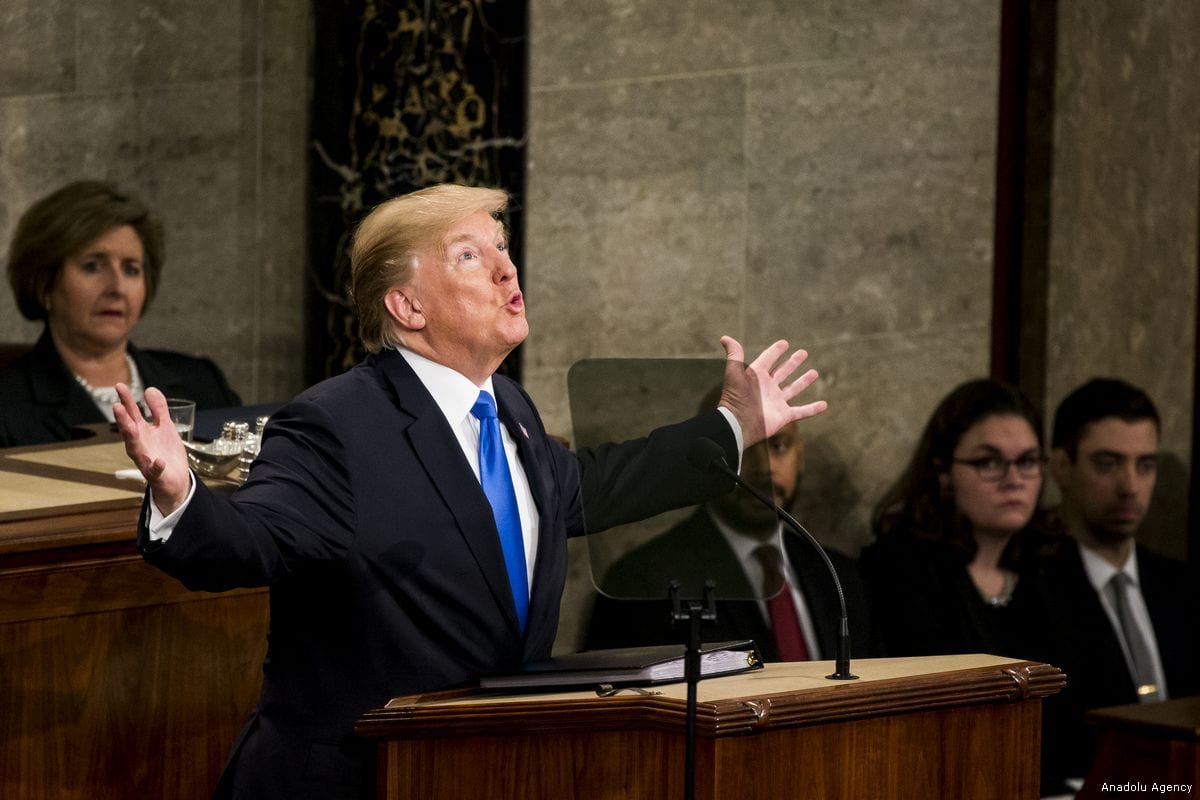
[0, 500, 141, 552]
[355, 660, 1065, 740]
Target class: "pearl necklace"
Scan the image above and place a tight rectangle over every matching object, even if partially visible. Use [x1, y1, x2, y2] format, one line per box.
[73, 353, 145, 422]
[984, 571, 1018, 608]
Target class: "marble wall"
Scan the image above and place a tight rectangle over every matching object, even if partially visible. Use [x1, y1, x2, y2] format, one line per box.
[523, 0, 1003, 651]
[0, 0, 311, 404]
[1044, 0, 1199, 560]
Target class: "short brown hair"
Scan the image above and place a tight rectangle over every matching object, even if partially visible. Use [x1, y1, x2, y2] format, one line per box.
[1051, 377, 1160, 459]
[6, 180, 165, 321]
[350, 184, 508, 352]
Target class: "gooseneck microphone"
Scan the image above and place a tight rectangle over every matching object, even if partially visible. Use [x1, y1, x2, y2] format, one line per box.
[688, 438, 858, 680]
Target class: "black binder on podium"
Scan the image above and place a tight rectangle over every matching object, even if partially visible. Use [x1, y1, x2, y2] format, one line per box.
[479, 640, 762, 691]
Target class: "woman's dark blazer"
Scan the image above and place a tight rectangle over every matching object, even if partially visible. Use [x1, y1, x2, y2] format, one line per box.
[0, 328, 241, 448]
[857, 528, 1051, 661]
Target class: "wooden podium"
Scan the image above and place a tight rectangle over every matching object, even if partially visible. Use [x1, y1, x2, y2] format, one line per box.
[0, 436, 268, 799]
[357, 654, 1065, 800]
[1079, 696, 1200, 798]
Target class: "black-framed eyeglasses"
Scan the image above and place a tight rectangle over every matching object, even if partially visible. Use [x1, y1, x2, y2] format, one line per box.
[952, 454, 1047, 481]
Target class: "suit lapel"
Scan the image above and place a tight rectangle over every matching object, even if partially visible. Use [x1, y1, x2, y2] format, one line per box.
[685, 514, 775, 654]
[131, 343, 185, 396]
[1136, 546, 1175, 642]
[1135, 546, 1190, 694]
[494, 379, 550, 519]
[376, 350, 522, 635]
[787, 538, 840, 656]
[27, 330, 107, 435]
[493, 378, 562, 652]
[687, 511, 756, 595]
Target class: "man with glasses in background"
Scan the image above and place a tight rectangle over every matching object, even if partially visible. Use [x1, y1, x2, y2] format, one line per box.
[1040, 378, 1200, 790]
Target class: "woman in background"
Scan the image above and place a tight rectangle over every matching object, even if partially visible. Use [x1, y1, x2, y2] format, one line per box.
[0, 180, 240, 447]
[858, 378, 1056, 659]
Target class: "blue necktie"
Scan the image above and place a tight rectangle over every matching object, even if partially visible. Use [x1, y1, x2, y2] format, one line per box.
[471, 391, 528, 632]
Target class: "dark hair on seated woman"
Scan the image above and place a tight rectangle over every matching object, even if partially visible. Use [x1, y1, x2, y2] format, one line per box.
[7, 180, 165, 321]
[871, 378, 1058, 562]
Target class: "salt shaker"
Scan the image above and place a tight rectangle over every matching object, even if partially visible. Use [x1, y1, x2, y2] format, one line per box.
[238, 418, 269, 483]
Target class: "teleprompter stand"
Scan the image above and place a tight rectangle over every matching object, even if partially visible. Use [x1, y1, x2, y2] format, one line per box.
[669, 579, 718, 800]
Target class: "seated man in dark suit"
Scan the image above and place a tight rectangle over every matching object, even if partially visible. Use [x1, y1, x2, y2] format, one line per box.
[585, 409, 873, 662]
[112, 183, 830, 800]
[1041, 378, 1200, 786]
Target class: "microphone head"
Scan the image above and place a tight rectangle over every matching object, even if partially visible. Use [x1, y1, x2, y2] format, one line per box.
[687, 438, 729, 474]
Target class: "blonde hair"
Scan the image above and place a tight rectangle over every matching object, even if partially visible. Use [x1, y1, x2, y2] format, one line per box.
[350, 184, 509, 352]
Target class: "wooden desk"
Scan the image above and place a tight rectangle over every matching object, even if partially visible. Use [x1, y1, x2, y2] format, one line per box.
[0, 438, 268, 799]
[1079, 697, 1200, 798]
[358, 654, 1065, 800]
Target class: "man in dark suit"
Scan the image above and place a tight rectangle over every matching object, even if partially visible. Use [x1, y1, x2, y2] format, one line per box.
[112, 184, 829, 799]
[585, 417, 873, 662]
[1041, 378, 1200, 785]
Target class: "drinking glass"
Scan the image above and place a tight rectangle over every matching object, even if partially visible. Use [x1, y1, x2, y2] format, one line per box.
[166, 398, 197, 442]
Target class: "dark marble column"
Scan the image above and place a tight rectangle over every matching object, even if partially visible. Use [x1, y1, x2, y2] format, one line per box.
[306, 0, 528, 384]
[997, 0, 1199, 562]
[991, 0, 1057, 413]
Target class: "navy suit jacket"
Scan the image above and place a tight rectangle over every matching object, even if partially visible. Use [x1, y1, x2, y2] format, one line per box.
[1038, 538, 1200, 782]
[0, 328, 241, 447]
[137, 348, 737, 799]
[584, 507, 877, 661]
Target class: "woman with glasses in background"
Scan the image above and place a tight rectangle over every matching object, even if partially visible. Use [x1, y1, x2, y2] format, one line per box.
[857, 378, 1059, 659]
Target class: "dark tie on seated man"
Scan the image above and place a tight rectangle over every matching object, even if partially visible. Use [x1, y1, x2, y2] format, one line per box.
[585, 390, 875, 663]
[0, 180, 241, 447]
[1039, 378, 1200, 789]
[111, 183, 829, 800]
